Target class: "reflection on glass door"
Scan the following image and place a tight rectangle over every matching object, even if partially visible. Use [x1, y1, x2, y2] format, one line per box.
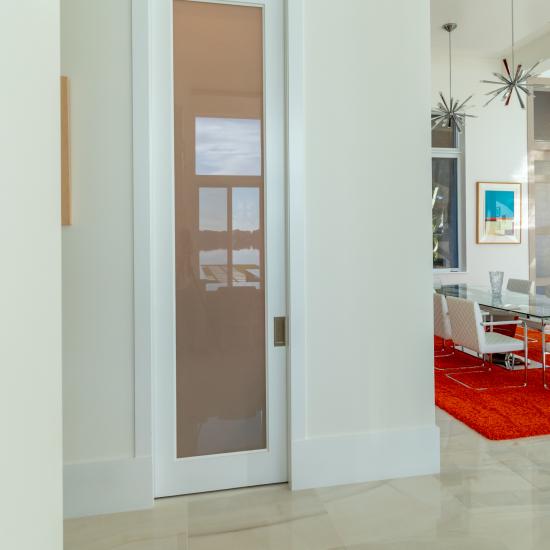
[173, 0, 266, 458]
[529, 82, 550, 287]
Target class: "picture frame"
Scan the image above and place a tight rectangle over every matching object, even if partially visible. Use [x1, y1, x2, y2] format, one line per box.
[477, 181, 521, 244]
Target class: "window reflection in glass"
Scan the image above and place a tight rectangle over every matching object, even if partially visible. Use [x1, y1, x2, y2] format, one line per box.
[232, 187, 261, 289]
[232, 187, 260, 231]
[199, 188, 228, 291]
[199, 187, 227, 231]
[199, 249, 228, 291]
[198, 186, 262, 290]
[232, 249, 261, 288]
[196, 117, 262, 176]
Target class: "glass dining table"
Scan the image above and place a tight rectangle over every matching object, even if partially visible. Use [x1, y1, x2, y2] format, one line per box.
[436, 284, 550, 372]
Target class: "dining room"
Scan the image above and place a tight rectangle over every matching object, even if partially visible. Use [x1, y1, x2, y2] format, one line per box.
[431, 0, 550, 442]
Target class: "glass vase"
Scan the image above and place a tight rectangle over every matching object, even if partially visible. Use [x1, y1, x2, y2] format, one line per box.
[489, 271, 504, 296]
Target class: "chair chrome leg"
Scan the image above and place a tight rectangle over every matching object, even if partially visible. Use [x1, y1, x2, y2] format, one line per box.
[445, 356, 488, 389]
[434, 339, 455, 359]
[435, 362, 481, 372]
[434, 343, 489, 373]
[446, 330, 529, 391]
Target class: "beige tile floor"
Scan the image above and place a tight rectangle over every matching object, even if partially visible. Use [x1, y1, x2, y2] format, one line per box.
[65, 408, 550, 549]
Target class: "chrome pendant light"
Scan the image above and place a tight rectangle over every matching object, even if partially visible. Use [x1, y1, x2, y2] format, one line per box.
[482, 0, 540, 109]
[432, 23, 475, 133]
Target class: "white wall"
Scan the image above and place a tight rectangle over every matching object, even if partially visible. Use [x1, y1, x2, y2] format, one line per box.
[290, 0, 439, 490]
[0, 1, 63, 548]
[61, 0, 153, 519]
[61, 0, 134, 463]
[431, 50, 529, 286]
[61, 0, 440, 511]
[515, 31, 550, 68]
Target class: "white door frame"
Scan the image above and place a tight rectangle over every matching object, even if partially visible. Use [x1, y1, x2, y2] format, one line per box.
[131, 0, 307, 497]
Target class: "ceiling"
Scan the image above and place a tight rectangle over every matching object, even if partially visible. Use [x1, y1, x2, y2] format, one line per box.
[431, 0, 550, 56]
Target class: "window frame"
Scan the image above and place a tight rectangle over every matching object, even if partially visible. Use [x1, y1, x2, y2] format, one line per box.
[431, 121, 466, 273]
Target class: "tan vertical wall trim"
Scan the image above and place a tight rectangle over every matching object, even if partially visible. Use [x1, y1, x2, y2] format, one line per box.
[61, 75, 72, 225]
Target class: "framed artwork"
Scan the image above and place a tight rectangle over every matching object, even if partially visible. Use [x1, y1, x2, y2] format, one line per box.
[477, 181, 521, 244]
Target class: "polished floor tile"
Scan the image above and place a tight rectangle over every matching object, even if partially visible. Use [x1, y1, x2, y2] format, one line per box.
[64, 408, 550, 549]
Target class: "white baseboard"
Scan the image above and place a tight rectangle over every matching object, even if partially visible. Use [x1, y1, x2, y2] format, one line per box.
[63, 427, 439, 516]
[290, 424, 440, 491]
[64, 456, 154, 519]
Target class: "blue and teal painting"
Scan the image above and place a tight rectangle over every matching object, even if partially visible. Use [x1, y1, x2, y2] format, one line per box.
[485, 190, 515, 221]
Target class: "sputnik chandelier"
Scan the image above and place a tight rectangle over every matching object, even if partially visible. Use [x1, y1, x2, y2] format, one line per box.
[482, 0, 540, 108]
[432, 23, 475, 133]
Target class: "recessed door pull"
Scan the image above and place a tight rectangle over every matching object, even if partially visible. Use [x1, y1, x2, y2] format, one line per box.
[274, 317, 287, 347]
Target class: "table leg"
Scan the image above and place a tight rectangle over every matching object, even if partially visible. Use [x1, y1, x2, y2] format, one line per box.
[523, 321, 529, 387]
[544, 322, 548, 390]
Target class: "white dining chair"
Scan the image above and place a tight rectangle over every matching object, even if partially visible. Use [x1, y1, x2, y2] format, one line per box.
[445, 296, 528, 390]
[434, 293, 483, 373]
[510, 280, 547, 345]
[507, 278, 535, 295]
[433, 293, 453, 358]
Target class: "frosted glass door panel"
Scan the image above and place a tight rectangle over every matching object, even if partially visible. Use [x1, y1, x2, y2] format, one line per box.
[534, 91, 550, 143]
[535, 183, 550, 228]
[537, 235, 550, 278]
[173, 0, 266, 458]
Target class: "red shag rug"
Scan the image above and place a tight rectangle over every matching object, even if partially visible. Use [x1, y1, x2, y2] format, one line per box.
[435, 333, 550, 440]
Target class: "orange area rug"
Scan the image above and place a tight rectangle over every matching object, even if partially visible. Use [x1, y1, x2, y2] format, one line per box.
[435, 334, 550, 440]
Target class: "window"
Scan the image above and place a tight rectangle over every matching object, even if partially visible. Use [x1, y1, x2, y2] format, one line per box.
[432, 118, 465, 271]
